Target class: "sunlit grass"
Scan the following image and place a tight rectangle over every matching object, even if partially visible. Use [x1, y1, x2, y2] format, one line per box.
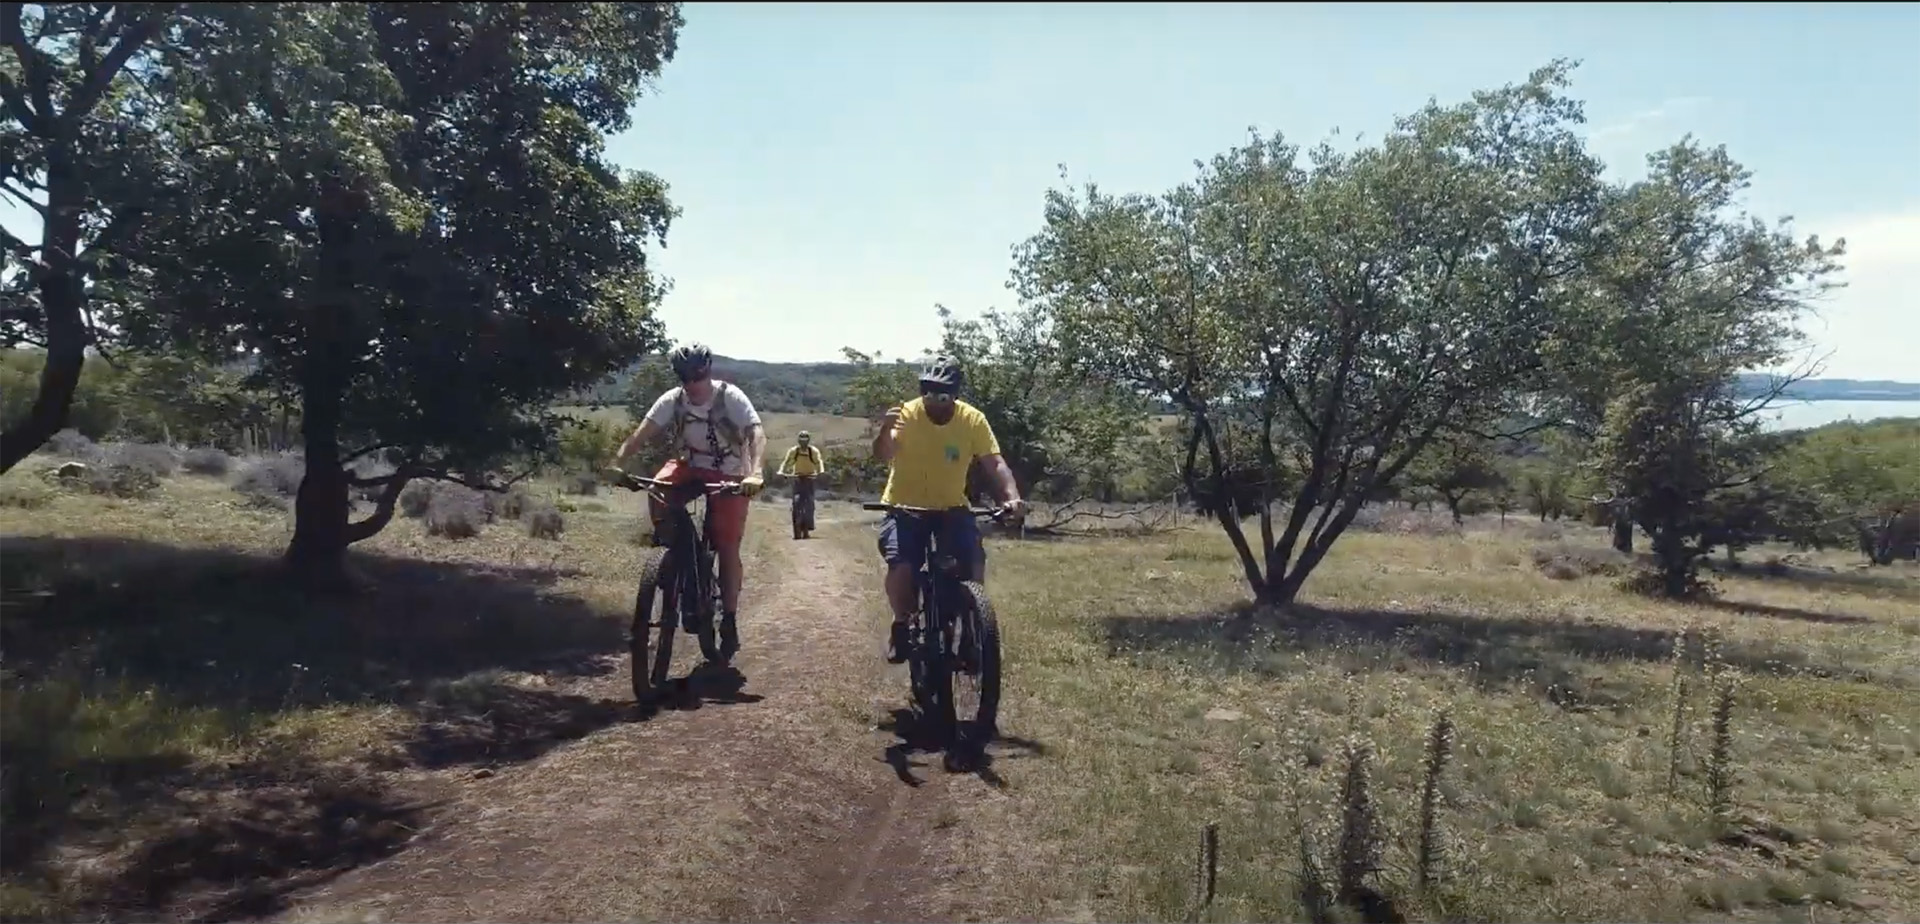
[935, 517, 1920, 921]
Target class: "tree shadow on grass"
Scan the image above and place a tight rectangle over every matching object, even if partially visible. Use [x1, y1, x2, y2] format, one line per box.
[1098, 601, 1905, 714]
[1708, 558, 1920, 603]
[0, 534, 635, 921]
[1696, 598, 1873, 626]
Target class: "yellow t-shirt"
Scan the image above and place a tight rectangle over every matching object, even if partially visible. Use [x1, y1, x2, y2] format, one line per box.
[783, 444, 823, 476]
[880, 398, 1001, 509]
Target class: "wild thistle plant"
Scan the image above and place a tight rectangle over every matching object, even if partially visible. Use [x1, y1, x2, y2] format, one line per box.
[1417, 710, 1455, 890]
[1188, 821, 1219, 922]
[1335, 736, 1383, 904]
[1706, 671, 1740, 825]
[1667, 626, 1692, 795]
[1297, 825, 1333, 924]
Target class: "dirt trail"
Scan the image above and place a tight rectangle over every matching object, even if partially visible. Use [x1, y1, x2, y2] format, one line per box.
[274, 519, 978, 923]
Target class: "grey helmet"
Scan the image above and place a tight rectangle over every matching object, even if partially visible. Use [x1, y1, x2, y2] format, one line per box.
[667, 342, 713, 382]
[917, 355, 964, 390]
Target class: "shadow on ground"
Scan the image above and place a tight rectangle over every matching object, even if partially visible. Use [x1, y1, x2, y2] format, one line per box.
[637, 660, 766, 719]
[0, 534, 633, 921]
[878, 707, 1046, 790]
[1099, 600, 1907, 713]
[1708, 558, 1920, 603]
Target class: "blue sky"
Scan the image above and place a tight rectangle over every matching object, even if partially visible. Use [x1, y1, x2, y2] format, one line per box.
[5, 2, 1917, 379]
[609, 1, 1920, 379]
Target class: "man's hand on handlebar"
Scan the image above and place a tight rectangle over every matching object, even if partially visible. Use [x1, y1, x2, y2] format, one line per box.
[994, 498, 1029, 524]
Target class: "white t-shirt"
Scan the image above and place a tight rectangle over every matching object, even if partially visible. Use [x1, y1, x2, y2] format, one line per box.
[644, 381, 763, 477]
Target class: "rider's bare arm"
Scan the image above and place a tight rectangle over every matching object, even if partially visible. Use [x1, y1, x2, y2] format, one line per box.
[872, 407, 902, 462]
[743, 423, 767, 479]
[978, 453, 1024, 508]
[615, 417, 664, 466]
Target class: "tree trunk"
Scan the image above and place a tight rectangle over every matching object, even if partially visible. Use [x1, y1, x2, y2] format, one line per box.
[283, 199, 360, 585]
[1259, 571, 1306, 609]
[283, 358, 354, 586]
[1610, 499, 1634, 554]
[0, 153, 87, 474]
[1651, 520, 1693, 598]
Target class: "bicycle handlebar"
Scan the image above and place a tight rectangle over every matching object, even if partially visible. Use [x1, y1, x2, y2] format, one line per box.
[604, 469, 745, 496]
[862, 502, 1010, 519]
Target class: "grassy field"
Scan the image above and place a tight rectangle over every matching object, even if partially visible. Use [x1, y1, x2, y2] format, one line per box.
[5, 449, 1918, 922]
[935, 515, 1920, 922]
[0, 457, 785, 921]
[553, 404, 871, 450]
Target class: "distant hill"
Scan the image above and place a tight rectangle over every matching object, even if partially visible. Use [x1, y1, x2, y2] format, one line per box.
[576, 355, 869, 414]
[575, 357, 1920, 415]
[1733, 374, 1920, 402]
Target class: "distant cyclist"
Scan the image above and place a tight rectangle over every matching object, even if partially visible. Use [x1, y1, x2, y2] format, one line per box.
[610, 343, 766, 658]
[871, 356, 1027, 663]
[778, 430, 825, 538]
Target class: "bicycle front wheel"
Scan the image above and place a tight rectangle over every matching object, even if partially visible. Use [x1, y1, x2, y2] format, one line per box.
[946, 580, 1003, 755]
[630, 547, 675, 705]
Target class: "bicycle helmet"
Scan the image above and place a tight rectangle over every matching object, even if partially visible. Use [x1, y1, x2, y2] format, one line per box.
[667, 342, 713, 382]
[797, 430, 812, 442]
[917, 355, 964, 391]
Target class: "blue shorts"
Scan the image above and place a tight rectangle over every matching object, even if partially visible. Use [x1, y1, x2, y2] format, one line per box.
[878, 510, 985, 571]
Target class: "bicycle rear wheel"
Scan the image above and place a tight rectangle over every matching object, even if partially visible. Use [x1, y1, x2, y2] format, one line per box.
[945, 580, 1002, 757]
[630, 547, 675, 705]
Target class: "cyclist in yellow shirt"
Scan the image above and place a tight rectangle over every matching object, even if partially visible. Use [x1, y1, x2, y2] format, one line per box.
[778, 431, 826, 538]
[872, 356, 1027, 663]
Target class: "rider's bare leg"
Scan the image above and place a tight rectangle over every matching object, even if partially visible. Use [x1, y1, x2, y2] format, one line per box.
[719, 544, 743, 614]
[885, 563, 917, 621]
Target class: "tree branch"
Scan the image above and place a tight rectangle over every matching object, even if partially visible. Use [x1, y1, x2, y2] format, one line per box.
[339, 442, 400, 467]
[0, 5, 49, 131]
[346, 467, 415, 543]
[68, 9, 170, 120]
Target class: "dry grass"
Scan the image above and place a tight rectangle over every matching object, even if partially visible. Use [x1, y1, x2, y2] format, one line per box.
[0, 458, 773, 921]
[9, 453, 1919, 923]
[927, 517, 1920, 922]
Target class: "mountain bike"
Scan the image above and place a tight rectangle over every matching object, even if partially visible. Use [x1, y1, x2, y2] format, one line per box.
[789, 474, 816, 540]
[863, 503, 1007, 764]
[609, 469, 744, 706]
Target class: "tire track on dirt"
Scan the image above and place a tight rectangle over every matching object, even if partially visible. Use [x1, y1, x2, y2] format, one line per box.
[271, 517, 966, 923]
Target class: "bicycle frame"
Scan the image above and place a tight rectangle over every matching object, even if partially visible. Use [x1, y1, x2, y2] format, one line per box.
[612, 470, 744, 695]
[788, 474, 816, 537]
[863, 503, 1002, 720]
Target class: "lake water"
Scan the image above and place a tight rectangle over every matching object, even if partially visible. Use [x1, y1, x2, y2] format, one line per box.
[1761, 400, 1920, 431]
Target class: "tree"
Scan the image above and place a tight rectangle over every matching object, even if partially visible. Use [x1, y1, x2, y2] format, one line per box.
[621, 352, 680, 422]
[1015, 62, 1604, 607]
[1406, 434, 1506, 524]
[1774, 418, 1920, 563]
[121, 2, 683, 580]
[1, 1, 180, 471]
[1576, 142, 1842, 595]
[839, 346, 919, 431]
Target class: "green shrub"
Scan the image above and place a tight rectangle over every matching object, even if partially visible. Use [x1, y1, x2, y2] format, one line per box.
[527, 504, 565, 540]
[425, 487, 486, 539]
[181, 447, 234, 476]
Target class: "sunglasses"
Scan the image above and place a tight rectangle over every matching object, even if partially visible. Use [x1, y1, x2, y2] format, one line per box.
[920, 386, 956, 401]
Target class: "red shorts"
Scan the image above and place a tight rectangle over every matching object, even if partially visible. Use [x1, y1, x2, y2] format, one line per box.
[650, 459, 749, 551]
